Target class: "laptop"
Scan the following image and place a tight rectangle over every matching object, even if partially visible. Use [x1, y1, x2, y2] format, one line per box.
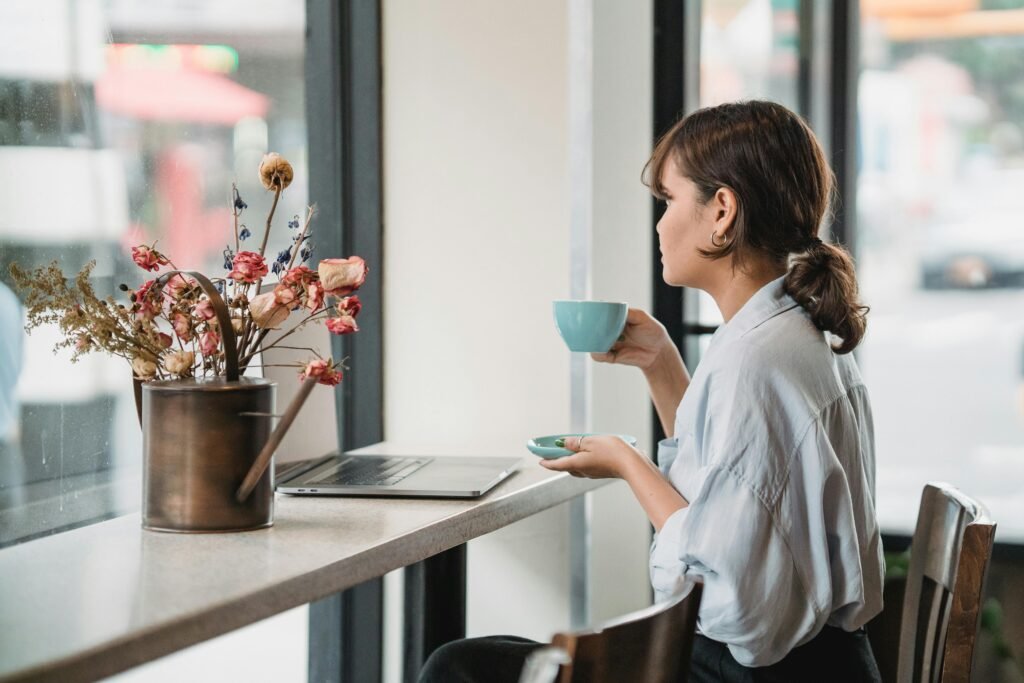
[275, 452, 521, 498]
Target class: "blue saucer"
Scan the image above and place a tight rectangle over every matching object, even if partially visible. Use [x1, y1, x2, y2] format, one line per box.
[526, 433, 638, 459]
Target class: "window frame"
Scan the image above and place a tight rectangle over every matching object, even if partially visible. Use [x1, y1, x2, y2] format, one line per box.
[304, 1, 385, 680]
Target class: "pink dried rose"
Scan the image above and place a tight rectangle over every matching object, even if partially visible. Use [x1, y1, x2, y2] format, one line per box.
[132, 280, 159, 320]
[163, 274, 194, 300]
[157, 333, 173, 349]
[199, 330, 221, 357]
[280, 266, 324, 311]
[305, 280, 324, 311]
[172, 312, 193, 341]
[75, 334, 93, 351]
[249, 291, 290, 329]
[193, 298, 217, 321]
[131, 245, 169, 272]
[318, 256, 367, 296]
[281, 265, 315, 287]
[337, 295, 362, 317]
[299, 359, 342, 386]
[326, 315, 358, 335]
[273, 283, 297, 307]
[165, 350, 195, 375]
[228, 251, 269, 284]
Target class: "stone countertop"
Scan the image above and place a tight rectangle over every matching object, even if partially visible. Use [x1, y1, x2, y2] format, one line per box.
[0, 446, 604, 683]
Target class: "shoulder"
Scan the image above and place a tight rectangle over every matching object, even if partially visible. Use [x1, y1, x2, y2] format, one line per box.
[720, 304, 859, 406]
[0, 283, 21, 327]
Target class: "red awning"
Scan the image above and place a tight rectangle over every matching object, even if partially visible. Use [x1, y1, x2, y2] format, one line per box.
[95, 66, 269, 125]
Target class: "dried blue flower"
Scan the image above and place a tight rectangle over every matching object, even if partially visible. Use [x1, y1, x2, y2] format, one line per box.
[233, 190, 247, 211]
[271, 261, 284, 275]
[300, 245, 313, 262]
[276, 248, 291, 265]
[222, 246, 235, 271]
[288, 216, 300, 230]
[239, 227, 251, 241]
[214, 281, 225, 294]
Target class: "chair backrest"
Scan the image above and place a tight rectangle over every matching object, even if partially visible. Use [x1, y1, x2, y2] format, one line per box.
[520, 579, 703, 683]
[897, 482, 996, 683]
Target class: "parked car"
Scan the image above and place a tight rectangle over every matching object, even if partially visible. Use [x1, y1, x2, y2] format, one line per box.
[920, 211, 1024, 289]
[920, 170, 1024, 290]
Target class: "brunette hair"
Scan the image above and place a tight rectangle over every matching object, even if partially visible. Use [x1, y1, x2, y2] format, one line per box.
[644, 100, 868, 354]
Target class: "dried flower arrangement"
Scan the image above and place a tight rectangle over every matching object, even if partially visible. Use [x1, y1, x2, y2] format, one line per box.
[9, 153, 367, 387]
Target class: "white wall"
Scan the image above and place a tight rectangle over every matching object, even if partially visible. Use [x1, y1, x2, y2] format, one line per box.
[381, 0, 574, 649]
[382, 1, 655, 679]
[589, 0, 655, 623]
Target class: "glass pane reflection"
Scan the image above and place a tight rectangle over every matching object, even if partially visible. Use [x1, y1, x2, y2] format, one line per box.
[0, 0, 307, 547]
[858, 1, 1024, 542]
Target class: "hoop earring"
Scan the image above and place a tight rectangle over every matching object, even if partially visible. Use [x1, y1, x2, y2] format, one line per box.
[710, 231, 729, 248]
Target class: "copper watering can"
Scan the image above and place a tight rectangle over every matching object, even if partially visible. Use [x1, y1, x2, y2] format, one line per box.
[134, 271, 315, 533]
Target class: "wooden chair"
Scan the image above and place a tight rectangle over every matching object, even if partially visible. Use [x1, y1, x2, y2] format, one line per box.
[895, 482, 997, 682]
[518, 579, 703, 683]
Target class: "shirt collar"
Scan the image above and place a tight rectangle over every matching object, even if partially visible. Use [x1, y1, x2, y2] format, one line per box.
[711, 274, 798, 345]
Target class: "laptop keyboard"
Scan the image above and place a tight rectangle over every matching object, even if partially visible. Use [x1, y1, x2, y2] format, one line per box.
[307, 456, 430, 487]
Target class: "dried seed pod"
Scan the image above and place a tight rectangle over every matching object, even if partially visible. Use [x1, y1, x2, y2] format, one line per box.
[258, 153, 294, 191]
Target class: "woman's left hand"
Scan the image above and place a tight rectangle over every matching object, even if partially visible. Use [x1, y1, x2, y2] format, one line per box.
[539, 435, 643, 479]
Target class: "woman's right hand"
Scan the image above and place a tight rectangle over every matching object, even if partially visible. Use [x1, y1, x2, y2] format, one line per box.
[591, 308, 674, 371]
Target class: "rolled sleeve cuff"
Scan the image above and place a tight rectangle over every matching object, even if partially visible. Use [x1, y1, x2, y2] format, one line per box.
[649, 505, 690, 602]
[655, 437, 679, 476]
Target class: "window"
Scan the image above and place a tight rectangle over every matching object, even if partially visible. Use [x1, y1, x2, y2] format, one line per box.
[681, 0, 804, 359]
[858, 0, 1024, 542]
[0, 0, 307, 547]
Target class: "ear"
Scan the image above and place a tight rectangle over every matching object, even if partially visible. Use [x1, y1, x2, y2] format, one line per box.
[712, 187, 738, 236]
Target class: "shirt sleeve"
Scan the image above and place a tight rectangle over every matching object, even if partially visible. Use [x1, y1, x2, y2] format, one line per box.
[649, 465, 824, 667]
[655, 436, 679, 476]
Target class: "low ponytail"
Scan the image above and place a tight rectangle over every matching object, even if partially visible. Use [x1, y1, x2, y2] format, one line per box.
[784, 239, 868, 354]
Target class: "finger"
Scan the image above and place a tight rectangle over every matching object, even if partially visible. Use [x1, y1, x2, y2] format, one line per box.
[566, 436, 587, 452]
[590, 350, 615, 363]
[540, 454, 578, 471]
[625, 308, 648, 324]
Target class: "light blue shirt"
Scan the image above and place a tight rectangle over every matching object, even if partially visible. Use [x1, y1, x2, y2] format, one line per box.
[0, 282, 22, 441]
[649, 276, 884, 667]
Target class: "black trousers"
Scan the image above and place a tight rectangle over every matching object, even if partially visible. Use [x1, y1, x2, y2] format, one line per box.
[417, 626, 882, 683]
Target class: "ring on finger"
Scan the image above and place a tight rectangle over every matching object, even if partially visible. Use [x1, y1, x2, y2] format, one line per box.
[578, 436, 586, 451]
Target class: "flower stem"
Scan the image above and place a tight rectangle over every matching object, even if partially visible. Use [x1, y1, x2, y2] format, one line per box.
[232, 183, 241, 254]
[285, 206, 315, 272]
[258, 186, 282, 259]
[240, 309, 330, 366]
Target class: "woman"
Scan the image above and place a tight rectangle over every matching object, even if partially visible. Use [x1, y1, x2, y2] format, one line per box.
[420, 100, 884, 682]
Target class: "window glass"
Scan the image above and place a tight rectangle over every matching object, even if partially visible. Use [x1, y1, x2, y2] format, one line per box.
[858, 0, 1024, 541]
[691, 0, 802, 329]
[0, 0, 307, 547]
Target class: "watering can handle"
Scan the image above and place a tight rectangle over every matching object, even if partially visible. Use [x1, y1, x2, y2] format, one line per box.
[152, 270, 240, 381]
[236, 374, 319, 502]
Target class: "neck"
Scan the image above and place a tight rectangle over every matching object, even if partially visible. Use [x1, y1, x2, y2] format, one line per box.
[706, 258, 787, 322]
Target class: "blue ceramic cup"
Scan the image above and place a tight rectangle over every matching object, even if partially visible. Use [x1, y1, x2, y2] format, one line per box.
[552, 300, 628, 353]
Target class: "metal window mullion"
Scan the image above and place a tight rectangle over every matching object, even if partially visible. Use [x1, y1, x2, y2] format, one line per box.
[305, 1, 385, 682]
[829, 0, 859, 251]
[568, 0, 593, 630]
